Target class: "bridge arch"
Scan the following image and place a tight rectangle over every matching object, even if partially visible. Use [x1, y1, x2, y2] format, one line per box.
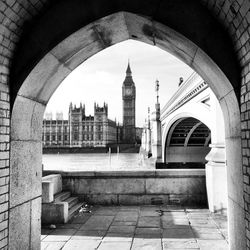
[9, 8, 243, 250]
[162, 115, 212, 164]
[162, 109, 213, 162]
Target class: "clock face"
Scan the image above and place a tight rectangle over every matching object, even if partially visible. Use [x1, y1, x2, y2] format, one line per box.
[125, 89, 132, 95]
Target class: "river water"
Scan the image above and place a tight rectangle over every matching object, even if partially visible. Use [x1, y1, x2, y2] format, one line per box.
[42, 153, 153, 171]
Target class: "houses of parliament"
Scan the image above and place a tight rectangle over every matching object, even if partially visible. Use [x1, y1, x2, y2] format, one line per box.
[42, 63, 142, 148]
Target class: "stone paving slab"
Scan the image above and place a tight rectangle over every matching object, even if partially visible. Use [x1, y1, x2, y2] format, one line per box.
[41, 205, 229, 249]
[62, 240, 101, 250]
[71, 230, 106, 240]
[162, 239, 199, 249]
[43, 229, 77, 242]
[138, 216, 161, 227]
[102, 233, 133, 242]
[79, 215, 114, 230]
[41, 241, 66, 250]
[108, 225, 136, 233]
[131, 238, 162, 250]
[163, 228, 195, 239]
[98, 241, 131, 250]
[135, 227, 162, 237]
[197, 239, 228, 250]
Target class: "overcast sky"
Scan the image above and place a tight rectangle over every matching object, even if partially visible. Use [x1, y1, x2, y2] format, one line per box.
[45, 40, 194, 127]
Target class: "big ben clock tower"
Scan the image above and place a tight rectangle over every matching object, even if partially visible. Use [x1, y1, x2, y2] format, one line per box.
[122, 62, 136, 143]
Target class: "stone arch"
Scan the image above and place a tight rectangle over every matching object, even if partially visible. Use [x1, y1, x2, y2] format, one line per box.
[9, 11, 244, 250]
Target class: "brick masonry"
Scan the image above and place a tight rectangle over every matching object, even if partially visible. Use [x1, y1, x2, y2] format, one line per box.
[0, 0, 249, 249]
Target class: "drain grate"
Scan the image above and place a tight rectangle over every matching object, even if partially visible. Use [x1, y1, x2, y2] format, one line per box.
[151, 197, 163, 205]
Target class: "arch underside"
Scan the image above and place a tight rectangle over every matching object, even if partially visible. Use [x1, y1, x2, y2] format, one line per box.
[10, 0, 240, 107]
[164, 117, 211, 166]
[167, 117, 211, 147]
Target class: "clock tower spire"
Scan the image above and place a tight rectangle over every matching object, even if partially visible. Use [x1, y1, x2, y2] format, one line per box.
[122, 61, 136, 143]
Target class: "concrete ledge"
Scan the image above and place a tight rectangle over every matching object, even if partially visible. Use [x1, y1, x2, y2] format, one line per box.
[44, 169, 205, 178]
[47, 169, 208, 206]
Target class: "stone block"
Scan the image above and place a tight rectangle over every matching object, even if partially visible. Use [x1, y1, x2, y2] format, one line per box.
[219, 90, 241, 138]
[42, 202, 69, 224]
[74, 178, 145, 195]
[42, 181, 54, 203]
[10, 140, 42, 208]
[154, 21, 198, 66]
[64, 41, 104, 70]
[205, 162, 227, 213]
[42, 174, 62, 196]
[84, 194, 118, 205]
[18, 52, 71, 104]
[227, 197, 246, 250]
[30, 197, 41, 250]
[118, 194, 169, 205]
[50, 24, 98, 62]
[9, 202, 30, 250]
[93, 12, 129, 47]
[225, 136, 244, 208]
[124, 12, 154, 46]
[11, 96, 45, 141]
[192, 47, 234, 101]
[146, 177, 206, 195]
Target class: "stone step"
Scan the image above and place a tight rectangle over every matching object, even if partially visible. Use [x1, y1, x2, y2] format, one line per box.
[68, 202, 85, 221]
[64, 196, 79, 209]
[54, 191, 71, 203]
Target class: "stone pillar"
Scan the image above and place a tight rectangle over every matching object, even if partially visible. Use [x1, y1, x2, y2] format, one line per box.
[205, 91, 227, 213]
[141, 127, 146, 150]
[151, 103, 162, 161]
[49, 120, 52, 146]
[145, 108, 151, 156]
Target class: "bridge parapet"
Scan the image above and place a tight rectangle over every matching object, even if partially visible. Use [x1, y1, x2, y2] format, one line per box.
[161, 73, 208, 120]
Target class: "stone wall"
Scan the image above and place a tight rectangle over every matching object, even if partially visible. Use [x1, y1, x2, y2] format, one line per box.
[59, 170, 207, 206]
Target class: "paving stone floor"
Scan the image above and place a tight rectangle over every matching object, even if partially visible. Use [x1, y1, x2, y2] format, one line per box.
[41, 205, 228, 250]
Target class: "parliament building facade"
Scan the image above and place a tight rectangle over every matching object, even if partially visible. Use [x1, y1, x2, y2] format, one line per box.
[42, 63, 141, 148]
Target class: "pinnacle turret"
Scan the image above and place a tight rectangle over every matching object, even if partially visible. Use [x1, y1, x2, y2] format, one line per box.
[123, 61, 135, 86]
[126, 61, 132, 76]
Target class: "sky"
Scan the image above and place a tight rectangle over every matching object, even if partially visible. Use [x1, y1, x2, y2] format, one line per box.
[45, 40, 194, 127]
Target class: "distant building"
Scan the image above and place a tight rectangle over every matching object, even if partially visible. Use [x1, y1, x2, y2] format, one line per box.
[42, 103, 117, 148]
[42, 63, 142, 148]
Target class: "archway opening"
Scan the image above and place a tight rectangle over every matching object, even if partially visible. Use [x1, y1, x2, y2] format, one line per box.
[9, 11, 244, 250]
